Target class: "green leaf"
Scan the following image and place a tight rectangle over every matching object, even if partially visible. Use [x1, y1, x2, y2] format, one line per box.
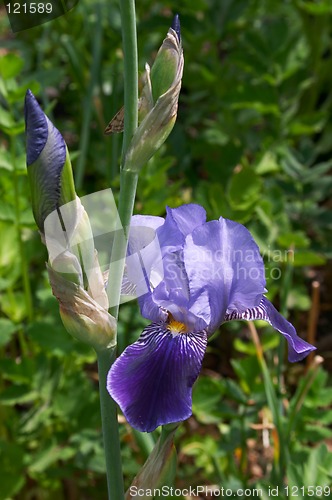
[1, 291, 27, 322]
[0, 147, 13, 171]
[297, 0, 332, 15]
[288, 111, 326, 136]
[28, 440, 76, 474]
[287, 287, 311, 311]
[293, 250, 326, 267]
[192, 376, 225, 423]
[0, 220, 19, 271]
[0, 318, 17, 346]
[27, 321, 75, 357]
[303, 443, 332, 485]
[234, 331, 279, 356]
[0, 357, 35, 384]
[228, 167, 262, 210]
[254, 152, 280, 174]
[0, 107, 15, 129]
[224, 377, 249, 405]
[231, 356, 261, 395]
[277, 231, 310, 249]
[0, 385, 38, 405]
[202, 127, 229, 146]
[0, 201, 15, 222]
[0, 54, 24, 80]
[0, 440, 25, 500]
[287, 444, 332, 495]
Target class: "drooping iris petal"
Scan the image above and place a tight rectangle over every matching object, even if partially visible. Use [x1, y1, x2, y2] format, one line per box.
[25, 89, 76, 233]
[224, 296, 316, 362]
[184, 217, 266, 334]
[107, 323, 207, 432]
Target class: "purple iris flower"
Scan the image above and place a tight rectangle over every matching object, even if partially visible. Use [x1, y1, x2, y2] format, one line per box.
[107, 204, 316, 433]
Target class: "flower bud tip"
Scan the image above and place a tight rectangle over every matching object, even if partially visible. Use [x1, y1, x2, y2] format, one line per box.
[25, 89, 48, 166]
[171, 14, 181, 41]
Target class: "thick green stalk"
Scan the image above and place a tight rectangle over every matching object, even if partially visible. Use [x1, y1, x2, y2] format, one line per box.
[101, 2, 138, 499]
[108, 170, 138, 319]
[107, 0, 138, 318]
[97, 348, 124, 500]
[119, 0, 138, 157]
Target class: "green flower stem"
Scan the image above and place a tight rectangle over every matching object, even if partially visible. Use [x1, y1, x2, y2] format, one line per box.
[97, 347, 124, 500]
[108, 170, 138, 320]
[107, 0, 138, 318]
[102, 2, 138, 499]
[119, 0, 138, 156]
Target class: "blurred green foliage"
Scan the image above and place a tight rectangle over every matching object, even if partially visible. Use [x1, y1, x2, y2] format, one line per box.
[0, 0, 331, 498]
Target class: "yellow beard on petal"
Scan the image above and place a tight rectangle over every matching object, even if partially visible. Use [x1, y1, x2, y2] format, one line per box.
[166, 315, 187, 334]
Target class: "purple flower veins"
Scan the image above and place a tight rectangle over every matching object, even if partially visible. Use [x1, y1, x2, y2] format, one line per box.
[107, 204, 316, 432]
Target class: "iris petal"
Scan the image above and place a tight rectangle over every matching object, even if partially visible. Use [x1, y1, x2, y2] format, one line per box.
[157, 204, 206, 252]
[184, 217, 266, 334]
[107, 323, 207, 432]
[167, 204, 206, 238]
[128, 205, 207, 327]
[128, 215, 164, 255]
[224, 297, 316, 362]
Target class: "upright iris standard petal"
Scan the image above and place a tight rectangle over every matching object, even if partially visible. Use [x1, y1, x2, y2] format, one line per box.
[128, 215, 164, 255]
[25, 89, 76, 233]
[157, 204, 206, 252]
[108, 323, 207, 433]
[224, 297, 316, 362]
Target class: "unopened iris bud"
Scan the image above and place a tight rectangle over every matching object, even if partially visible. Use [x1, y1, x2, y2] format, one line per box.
[150, 14, 181, 102]
[123, 15, 184, 172]
[26, 91, 115, 351]
[171, 13, 181, 41]
[25, 89, 76, 234]
[48, 266, 116, 351]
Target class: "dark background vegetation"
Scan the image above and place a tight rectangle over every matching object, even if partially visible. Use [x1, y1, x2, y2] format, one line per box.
[0, 0, 332, 498]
